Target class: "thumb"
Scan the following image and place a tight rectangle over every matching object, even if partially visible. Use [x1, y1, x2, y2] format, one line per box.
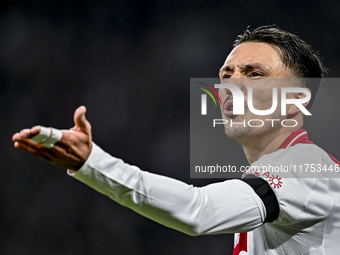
[73, 106, 91, 135]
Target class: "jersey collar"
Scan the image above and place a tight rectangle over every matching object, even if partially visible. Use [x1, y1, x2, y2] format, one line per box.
[278, 129, 314, 150]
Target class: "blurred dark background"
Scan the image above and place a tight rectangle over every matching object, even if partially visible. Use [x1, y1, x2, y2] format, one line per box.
[2, 0, 340, 254]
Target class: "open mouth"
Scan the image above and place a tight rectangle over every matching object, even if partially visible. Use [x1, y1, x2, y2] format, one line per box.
[223, 100, 234, 116]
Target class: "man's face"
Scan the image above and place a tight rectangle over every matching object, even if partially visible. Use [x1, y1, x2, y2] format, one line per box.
[218, 42, 296, 145]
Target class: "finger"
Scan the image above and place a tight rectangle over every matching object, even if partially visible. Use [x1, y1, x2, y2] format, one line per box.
[53, 131, 71, 150]
[12, 130, 29, 141]
[14, 140, 52, 161]
[15, 126, 62, 148]
[15, 136, 75, 165]
[15, 137, 68, 160]
[14, 136, 48, 151]
[13, 126, 41, 141]
[73, 106, 91, 135]
[39, 127, 63, 148]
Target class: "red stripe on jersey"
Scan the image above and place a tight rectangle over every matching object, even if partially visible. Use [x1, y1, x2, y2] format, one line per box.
[233, 232, 247, 255]
[278, 129, 312, 149]
[279, 129, 340, 164]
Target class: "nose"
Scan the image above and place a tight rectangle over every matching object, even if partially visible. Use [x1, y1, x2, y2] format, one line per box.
[218, 85, 232, 99]
[220, 73, 245, 98]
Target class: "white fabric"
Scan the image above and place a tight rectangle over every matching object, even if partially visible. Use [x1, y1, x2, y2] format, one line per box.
[30, 126, 62, 148]
[69, 140, 340, 254]
[241, 143, 340, 254]
[69, 143, 266, 236]
[40, 128, 62, 148]
[30, 126, 50, 144]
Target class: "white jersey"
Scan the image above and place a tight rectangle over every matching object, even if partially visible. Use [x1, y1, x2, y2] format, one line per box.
[69, 129, 340, 255]
[233, 129, 340, 254]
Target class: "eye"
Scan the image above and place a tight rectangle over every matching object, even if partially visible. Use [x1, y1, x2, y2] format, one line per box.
[221, 73, 232, 80]
[249, 71, 263, 78]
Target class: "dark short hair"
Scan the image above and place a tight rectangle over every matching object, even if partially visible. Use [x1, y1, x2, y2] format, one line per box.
[234, 25, 325, 109]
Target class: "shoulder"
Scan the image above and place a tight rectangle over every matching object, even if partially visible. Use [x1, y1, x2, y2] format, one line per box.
[244, 144, 336, 225]
[247, 143, 337, 179]
[260, 143, 328, 165]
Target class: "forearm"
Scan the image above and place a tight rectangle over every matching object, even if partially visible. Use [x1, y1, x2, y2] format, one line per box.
[69, 143, 266, 235]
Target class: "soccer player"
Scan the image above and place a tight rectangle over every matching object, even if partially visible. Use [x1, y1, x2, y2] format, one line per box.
[13, 26, 340, 254]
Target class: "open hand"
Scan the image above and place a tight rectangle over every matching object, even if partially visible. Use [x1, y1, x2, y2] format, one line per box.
[12, 106, 92, 171]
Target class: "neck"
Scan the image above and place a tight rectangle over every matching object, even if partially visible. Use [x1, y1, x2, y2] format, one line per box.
[242, 127, 300, 164]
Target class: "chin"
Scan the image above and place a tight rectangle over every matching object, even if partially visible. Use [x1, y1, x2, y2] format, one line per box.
[224, 126, 255, 144]
[224, 124, 278, 145]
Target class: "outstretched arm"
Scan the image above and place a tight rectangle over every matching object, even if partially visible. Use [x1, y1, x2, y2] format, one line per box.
[12, 106, 266, 235]
[71, 146, 266, 235]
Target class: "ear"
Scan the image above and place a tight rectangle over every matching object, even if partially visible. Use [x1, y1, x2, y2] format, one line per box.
[286, 87, 311, 116]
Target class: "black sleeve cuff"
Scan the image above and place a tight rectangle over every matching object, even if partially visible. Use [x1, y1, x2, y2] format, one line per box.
[241, 175, 280, 222]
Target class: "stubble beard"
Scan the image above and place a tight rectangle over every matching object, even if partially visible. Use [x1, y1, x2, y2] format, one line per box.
[223, 111, 283, 146]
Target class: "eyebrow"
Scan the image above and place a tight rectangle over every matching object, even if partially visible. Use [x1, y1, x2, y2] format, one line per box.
[219, 62, 271, 74]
